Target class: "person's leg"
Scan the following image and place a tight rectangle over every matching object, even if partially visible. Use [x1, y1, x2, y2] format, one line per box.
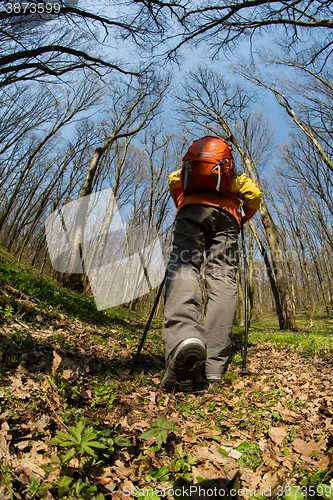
[204, 208, 239, 380]
[162, 205, 207, 359]
[161, 205, 208, 391]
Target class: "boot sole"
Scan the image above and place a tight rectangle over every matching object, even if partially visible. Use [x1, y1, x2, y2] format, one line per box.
[161, 339, 206, 392]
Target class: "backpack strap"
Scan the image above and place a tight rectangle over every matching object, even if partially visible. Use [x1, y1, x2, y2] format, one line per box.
[212, 158, 231, 191]
[183, 160, 192, 190]
[216, 161, 222, 191]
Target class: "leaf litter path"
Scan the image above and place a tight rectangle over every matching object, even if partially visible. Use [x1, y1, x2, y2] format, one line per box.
[0, 313, 332, 499]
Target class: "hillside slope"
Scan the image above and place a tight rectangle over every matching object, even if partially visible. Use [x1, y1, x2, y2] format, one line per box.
[0, 250, 332, 499]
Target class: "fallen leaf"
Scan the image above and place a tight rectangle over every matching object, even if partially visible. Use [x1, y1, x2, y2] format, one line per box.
[11, 457, 45, 479]
[268, 427, 287, 446]
[62, 369, 73, 380]
[199, 445, 237, 467]
[260, 470, 286, 496]
[293, 437, 327, 457]
[52, 351, 62, 376]
[229, 449, 242, 459]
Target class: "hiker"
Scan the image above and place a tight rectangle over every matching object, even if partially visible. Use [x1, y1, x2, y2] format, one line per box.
[161, 136, 262, 391]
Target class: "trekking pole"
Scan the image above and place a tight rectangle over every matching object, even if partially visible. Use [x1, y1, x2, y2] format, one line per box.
[129, 267, 168, 374]
[129, 217, 176, 373]
[240, 221, 250, 378]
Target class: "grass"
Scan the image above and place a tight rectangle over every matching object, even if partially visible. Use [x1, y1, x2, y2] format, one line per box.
[1, 245, 332, 353]
[0, 247, 102, 324]
[246, 328, 333, 353]
[0, 246, 162, 336]
[250, 307, 333, 333]
[234, 306, 333, 355]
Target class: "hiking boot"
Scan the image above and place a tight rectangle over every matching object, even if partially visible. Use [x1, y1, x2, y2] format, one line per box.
[160, 338, 206, 392]
[206, 374, 222, 383]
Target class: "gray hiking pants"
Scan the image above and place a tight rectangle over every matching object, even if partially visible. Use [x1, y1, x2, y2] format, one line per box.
[162, 204, 239, 376]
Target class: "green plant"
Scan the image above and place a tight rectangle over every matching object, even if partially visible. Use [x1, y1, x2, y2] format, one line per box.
[233, 354, 243, 365]
[0, 462, 15, 498]
[207, 400, 217, 412]
[45, 421, 132, 499]
[1, 305, 14, 318]
[24, 477, 53, 498]
[172, 448, 198, 482]
[49, 420, 107, 461]
[282, 426, 297, 444]
[91, 381, 116, 408]
[234, 441, 263, 469]
[140, 414, 179, 449]
[176, 396, 198, 418]
[298, 470, 333, 499]
[135, 488, 162, 500]
[146, 465, 170, 482]
[55, 476, 105, 499]
[56, 376, 81, 406]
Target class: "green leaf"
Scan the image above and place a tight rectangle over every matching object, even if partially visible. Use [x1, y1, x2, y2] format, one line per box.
[114, 436, 131, 447]
[57, 475, 73, 488]
[187, 454, 198, 465]
[163, 420, 179, 431]
[28, 478, 41, 495]
[136, 489, 161, 500]
[316, 484, 333, 499]
[155, 466, 170, 479]
[81, 444, 99, 456]
[56, 473, 71, 486]
[178, 472, 193, 482]
[58, 440, 77, 448]
[156, 430, 167, 448]
[70, 421, 84, 442]
[282, 486, 305, 500]
[82, 440, 107, 450]
[309, 471, 330, 485]
[62, 447, 76, 464]
[157, 414, 168, 427]
[290, 426, 297, 441]
[197, 477, 218, 487]
[236, 441, 251, 452]
[49, 431, 76, 446]
[140, 428, 159, 440]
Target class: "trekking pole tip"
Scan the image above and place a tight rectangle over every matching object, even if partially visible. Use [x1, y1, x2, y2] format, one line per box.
[240, 368, 250, 378]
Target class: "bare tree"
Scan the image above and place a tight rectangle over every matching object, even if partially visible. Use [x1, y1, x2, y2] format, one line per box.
[241, 60, 333, 214]
[116, 0, 333, 69]
[0, 0, 144, 88]
[2, 0, 333, 90]
[64, 76, 170, 281]
[0, 80, 102, 234]
[266, 165, 333, 316]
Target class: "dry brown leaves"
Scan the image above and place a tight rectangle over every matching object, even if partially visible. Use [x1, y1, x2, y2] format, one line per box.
[0, 319, 333, 499]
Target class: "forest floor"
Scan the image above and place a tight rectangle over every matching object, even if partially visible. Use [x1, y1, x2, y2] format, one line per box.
[0, 249, 333, 500]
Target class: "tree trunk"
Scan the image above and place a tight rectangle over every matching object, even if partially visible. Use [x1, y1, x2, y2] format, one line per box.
[248, 227, 254, 325]
[227, 131, 296, 329]
[248, 221, 285, 327]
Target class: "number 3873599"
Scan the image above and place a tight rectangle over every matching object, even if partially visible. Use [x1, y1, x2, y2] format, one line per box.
[5, 3, 61, 14]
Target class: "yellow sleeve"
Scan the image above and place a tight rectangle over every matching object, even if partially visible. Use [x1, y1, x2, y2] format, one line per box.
[168, 169, 183, 208]
[231, 173, 262, 210]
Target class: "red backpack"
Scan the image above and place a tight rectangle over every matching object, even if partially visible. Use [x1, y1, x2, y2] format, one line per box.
[181, 136, 234, 196]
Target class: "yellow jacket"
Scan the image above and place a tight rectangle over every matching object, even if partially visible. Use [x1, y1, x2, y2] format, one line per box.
[169, 170, 262, 227]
